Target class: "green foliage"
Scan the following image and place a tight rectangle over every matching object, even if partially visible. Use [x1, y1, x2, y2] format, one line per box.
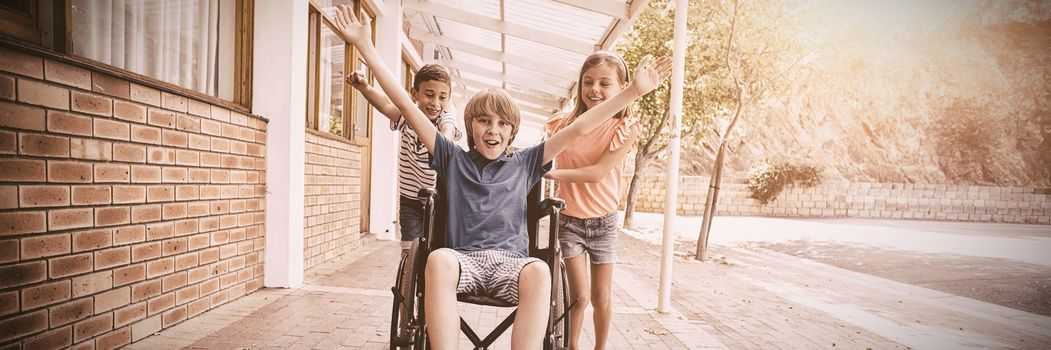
[328, 113, 343, 135]
[746, 160, 822, 204]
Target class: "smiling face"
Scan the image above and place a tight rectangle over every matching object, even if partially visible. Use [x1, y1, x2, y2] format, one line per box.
[463, 88, 520, 160]
[580, 62, 625, 111]
[412, 80, 450, 119]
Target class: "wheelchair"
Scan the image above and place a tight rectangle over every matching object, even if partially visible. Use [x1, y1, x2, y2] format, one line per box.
[390, 184, 575, 349]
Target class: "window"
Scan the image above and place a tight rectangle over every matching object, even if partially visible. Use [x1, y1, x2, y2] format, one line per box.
[0, 0, 253, 107]
[306, 0, 373, 143]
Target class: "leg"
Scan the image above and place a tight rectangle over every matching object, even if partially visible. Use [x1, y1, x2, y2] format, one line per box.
[511, 261, 551, 350]
[424, 249, 460, 349]
[564, 254, 591, 350]
[589, 262, 614, 349]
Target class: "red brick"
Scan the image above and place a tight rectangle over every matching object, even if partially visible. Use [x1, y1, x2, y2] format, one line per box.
[200, 119, 221, 136]
[94, 286, 130, 313]
[19, 185, 71, 207]
[161, 238, 187, 257]
[95, 326, 131, 350]
[186, 202, 209, 217]
[131, 242, 161, 263]
[48, 208, 93, 231]
[49, 297, 93, 327]
[188, 168, 209, 183]
[48, 253, 93, 278]
[146, 257, 174, 278]
[0, 47, 43, 78]
[113, 100, 146, 123]
[176, 115, 200, 132]
[112, 225, 145, 245]
[130, 124, 161, 144]
[46, 111, 93, 136]
[162, 203, 187, 220]
[129, 83, 160, 106]
[221, 155, 240, 168]
[198, 217, 219, 232]
[0, 130, 15, 154]
[113, 302, 146, 328]
[230, 112, 249, 127]
[112, 186, 146, 204]
[130, 165, 161, 184]
[199, 152, 220, 167]
[0, 100, 46, 130]
[187, 134, 210, 150]
[69, 137, 113, 161]
[210, 137, 230, 153]
[72, 229, 112, 252]
[174, 185, 200, 201]
[161, 271, 186, 292]
[175, 150, 200, 166]
[147, 108, 176, 128]
[230, 140, 247, 155]
[21, 233, 71, 259]
[22, 280, 71, 309]
[0, 239, 16, 263]
[71, 185, 111, 205]
[174, 251, 198, 270]
[146, 185, 174, 202]
[113, 263, 145, 287]
[161, 92, 187, 112]
[147, 292, 175, 315]
[70, 91, 112, 115]
[95, 246, 130, 270]
[161, 167, 187, 182]
[187, 99, 211, 117]
[210, 106, 230, 122]
[70, 270, 113, 297]
[93, 163, 130, 183]
[95, 206, 131, 226]
[221, 124, 239, 139]
[73, 313, 112, 343]
[209, 289, 229, 306]
[23, 324, 72, 350]
[161, 129, 188, 147]
[146, 146, 176, 165]
[17, 79, 69, 109]
[186, 297, 209, 318]
[91, 72, 130, 100]
[130, 279, 160, 303]
[45, 59, 90, 89]
[174, 284, 198, 305]
[47, 160, 92, 183]
[0, 159, 45, 182]
[130, 204, 161, 223]
[0, 74, 13, 100]
[0, 211, 47, 236]
[112, 142, 147, 162]
[0, 310, 48, 343]
[68, 340, 94, 350]
[20, 133, 70, 157]
[93, 118, 129, 140]
[146, 222, 174, 241]
[0, 261, 45, 289]
[161, 304, 187, 327]
[198, 247, 219, 265]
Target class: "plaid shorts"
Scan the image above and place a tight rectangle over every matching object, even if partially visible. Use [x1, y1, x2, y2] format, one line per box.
[439, 248, 542, 305]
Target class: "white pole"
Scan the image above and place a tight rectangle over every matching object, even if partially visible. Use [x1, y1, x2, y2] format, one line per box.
[658, 0, 688, 313]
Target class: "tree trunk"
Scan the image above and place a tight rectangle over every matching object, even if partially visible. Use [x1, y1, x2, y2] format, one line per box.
[623, 155, 652, 229]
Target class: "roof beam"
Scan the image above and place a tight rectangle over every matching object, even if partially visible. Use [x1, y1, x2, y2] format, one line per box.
[551, 0, 629, 19]
[597, 0, 651, 50]
[440, 59, 575, 97]
[452, 90, 557, 117]
[404, 0, 596, 55]
[455, 78, 564, 110]
[408, 30, 579, 79]
[455, 92, 550, 125]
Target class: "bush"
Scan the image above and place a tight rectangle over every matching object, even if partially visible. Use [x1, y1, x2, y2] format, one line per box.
[746, 160, 822, 205]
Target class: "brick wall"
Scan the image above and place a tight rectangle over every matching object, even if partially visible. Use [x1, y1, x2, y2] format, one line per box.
[624, 175, 1051, 224]
[0, 46, 268, 349]
[303, 131, 365, 270]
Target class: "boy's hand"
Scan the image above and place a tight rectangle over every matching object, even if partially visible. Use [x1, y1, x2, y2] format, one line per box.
[331, 5, 371, 46]
[631, 56, 673, 96]
[346, 71, 367, 89]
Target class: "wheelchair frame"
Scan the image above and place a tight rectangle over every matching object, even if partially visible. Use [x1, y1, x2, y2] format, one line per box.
[390, 186, 575, 349]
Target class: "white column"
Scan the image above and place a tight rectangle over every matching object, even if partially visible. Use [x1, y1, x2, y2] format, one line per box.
[658, 0, 688, 313]
[368, 0, 403, 240]
[257, 0, 308, 288]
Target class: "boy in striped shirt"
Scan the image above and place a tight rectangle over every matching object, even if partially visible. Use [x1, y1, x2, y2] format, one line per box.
[347, 64, 462, 253]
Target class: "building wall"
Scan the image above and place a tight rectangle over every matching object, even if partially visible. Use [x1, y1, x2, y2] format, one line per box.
[0, 46, 268, 349]
[303, 131, 365, 270]
[624, 175, 1051, 224]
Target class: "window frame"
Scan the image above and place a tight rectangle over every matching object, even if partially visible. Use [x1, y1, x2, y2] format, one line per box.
[305, 0, 375, 145]
[0, 0, 255, 112]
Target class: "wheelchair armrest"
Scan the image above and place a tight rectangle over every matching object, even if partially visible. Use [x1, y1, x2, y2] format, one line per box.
[536, 197, 565, 218]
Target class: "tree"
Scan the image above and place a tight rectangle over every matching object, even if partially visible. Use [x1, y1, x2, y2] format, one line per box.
[695, 0, 807, 260]
[616, 0, 734, 228]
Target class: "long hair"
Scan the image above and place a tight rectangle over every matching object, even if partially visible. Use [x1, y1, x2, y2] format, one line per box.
[567, 51, 633, 123]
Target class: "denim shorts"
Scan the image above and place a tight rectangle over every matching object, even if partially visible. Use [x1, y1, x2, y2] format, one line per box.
[399, 195, 425, 248]
[558, 212, 619, 264]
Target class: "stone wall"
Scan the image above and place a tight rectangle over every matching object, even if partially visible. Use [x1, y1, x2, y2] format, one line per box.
[623, 175, 1051, 224]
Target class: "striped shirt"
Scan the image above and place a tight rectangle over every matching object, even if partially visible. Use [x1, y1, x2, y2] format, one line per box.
[392, 111, 462, 198]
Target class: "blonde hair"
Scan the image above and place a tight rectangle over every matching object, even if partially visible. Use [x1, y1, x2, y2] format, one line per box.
[463, 88, 520, 149]
[569, 51, 632, 122]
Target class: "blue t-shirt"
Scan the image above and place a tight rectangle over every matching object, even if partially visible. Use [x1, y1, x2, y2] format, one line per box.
[429, 134, 551, 256]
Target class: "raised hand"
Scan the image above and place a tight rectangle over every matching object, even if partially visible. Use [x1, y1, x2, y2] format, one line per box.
[330, 5, 371, 46]
[631, 56, 673, 96]
[346, 71, 367, 89]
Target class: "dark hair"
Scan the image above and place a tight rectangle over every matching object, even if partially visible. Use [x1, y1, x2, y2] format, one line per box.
[568, 51, 632, 122]
[413, 64, 451, 91]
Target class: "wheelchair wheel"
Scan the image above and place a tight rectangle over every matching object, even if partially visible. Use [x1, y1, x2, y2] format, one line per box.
[547, 262, 571, 350]
[390, 241, 421, 349]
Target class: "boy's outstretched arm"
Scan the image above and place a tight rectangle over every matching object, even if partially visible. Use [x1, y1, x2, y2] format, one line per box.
[347, 71, 402, 123]
[331, 5, 437, 154]
[543, 56, 671, 163]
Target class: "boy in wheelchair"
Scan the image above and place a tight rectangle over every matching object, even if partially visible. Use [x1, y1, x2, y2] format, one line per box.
[331, 5, 670, 349]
